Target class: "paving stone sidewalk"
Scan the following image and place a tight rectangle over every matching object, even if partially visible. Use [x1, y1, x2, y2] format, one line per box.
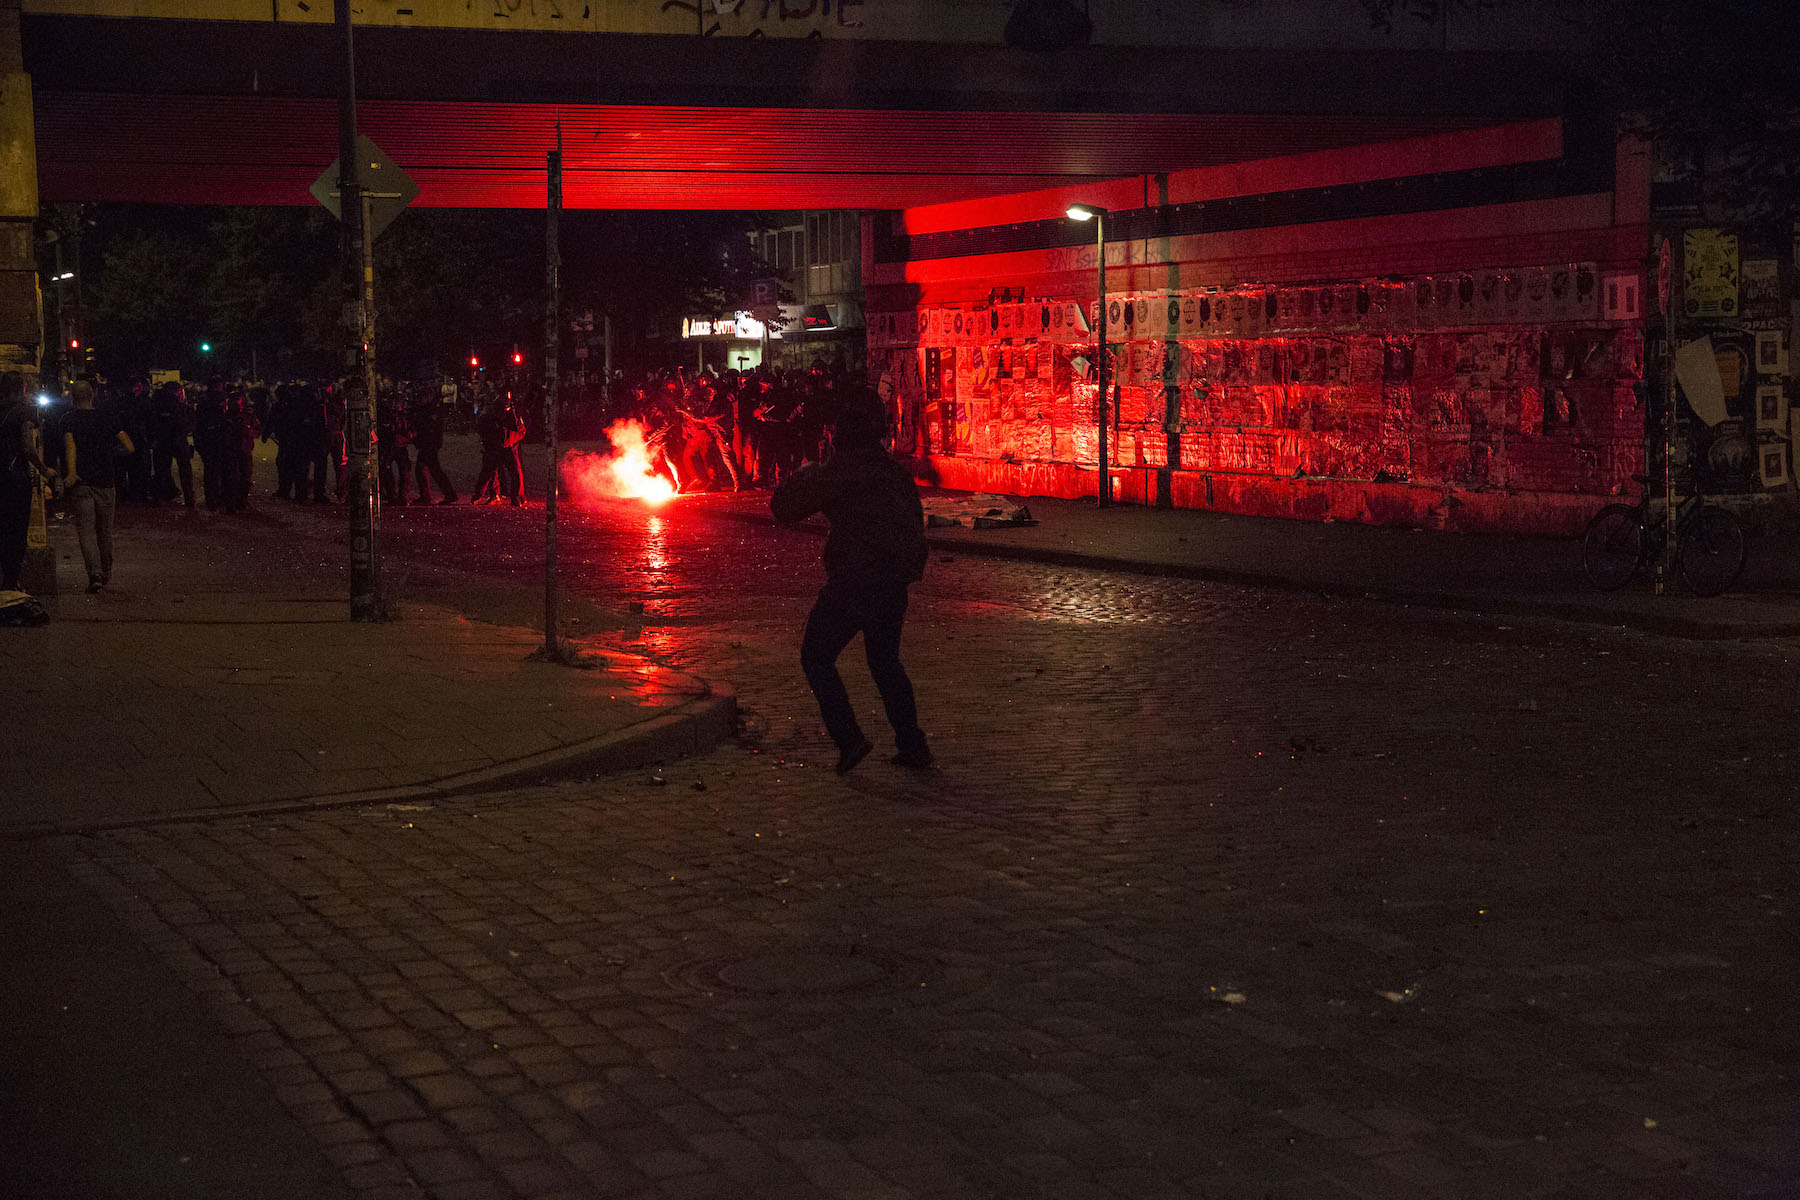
[1, 510, 731, 835]
[3, 484, 1795, 1199]
[692, 488, 1800, 639]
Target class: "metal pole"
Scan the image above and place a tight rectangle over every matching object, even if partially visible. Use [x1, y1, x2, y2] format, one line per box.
[338, 0, 380, 621]
[1095, 213, 1109, 507]
[1661, 259, 1677, 594]
[543, 130, 563, 659]
[70, 208, 83, 380]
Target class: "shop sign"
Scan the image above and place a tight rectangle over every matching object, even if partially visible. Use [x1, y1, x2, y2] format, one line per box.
[682, 312, 781, 341]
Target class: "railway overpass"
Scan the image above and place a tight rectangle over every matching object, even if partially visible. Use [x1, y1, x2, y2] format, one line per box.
[4, 2, 1630, 539]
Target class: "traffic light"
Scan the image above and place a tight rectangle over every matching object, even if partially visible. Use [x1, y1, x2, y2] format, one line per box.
[511, 351, 523, 365]
[469, 355, 480, 369]
[68, 338, 79, 350]
[200, 341, 212, 353]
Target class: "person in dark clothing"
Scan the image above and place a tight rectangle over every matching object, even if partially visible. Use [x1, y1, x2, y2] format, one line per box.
[377, 388, 413, 506]
[290, 383, 330, 503]
[151, 381, 196, 507]
[224, 385, 257, 512]
[60, 379, 133, 592]
[324, 384, 348, 501]
[500, 392, 526, 505]
[115, 378, 154, 504]
[194, 381, 230, 511]
[409, 389, 457, 504]
[471, 397, 512, 505]
[771, 396, 932, 774]
[266, 384, 297, 500]
[0, 371, 54, 592]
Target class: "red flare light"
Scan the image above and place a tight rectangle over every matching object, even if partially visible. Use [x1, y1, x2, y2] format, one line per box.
[562, 419, 676, 506]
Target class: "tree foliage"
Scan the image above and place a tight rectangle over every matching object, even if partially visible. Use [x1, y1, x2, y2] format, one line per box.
[70, 204, 772, 380]
[1585, 0, 1800, 226]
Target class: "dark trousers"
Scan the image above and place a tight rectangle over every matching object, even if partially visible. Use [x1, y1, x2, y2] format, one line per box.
[380, 447, 412, 505]
[801, 580, 927, 755]
[201, 442, 244, 511]
[474, 445, 506, 501]
[0, 484, 29, 590]
[503, 445, 524, 501]
[154, 445, 194, 506]
[292, 439, 329, 501]
[199, 448, 223, 509]
[118, 442, 152, 503]
[234, 440, 255, 510]
[273, 439, 292, 497]
[414, 443, 456, 502]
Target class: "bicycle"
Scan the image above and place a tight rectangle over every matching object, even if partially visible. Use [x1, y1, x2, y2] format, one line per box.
[1581, 474, 1746, 597]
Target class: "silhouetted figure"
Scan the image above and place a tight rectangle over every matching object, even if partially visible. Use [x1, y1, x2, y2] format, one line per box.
[771, 397, 932, 774]
[194, 381, 231, 511]
[377, 388, 413, 506]
[289, 383, 330, 504]
[0, 371, 52, 592]
[225, 385, 257, 512]
[472, 396, 524, 505]
[409, 390, 457, 504]
[60, 379, 133, 592]
[151, 382, 195, 507]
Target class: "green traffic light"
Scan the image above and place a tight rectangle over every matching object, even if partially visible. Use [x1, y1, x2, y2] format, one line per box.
[200, 342, 212, 352]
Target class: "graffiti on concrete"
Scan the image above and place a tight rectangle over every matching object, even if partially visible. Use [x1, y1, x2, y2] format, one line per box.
[660, 0, 868, 33]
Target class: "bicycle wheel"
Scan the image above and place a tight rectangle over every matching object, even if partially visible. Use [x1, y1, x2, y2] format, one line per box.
[1581, 504, 1645, 590]
[1677, 506, 1746, 597]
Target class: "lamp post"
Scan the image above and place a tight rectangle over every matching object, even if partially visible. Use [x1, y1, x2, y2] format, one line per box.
[1066, 203, 1109, 506]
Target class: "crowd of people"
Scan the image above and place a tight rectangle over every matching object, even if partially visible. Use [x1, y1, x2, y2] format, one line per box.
[598, 363, 869, 495]
[1, 359, 876, 601]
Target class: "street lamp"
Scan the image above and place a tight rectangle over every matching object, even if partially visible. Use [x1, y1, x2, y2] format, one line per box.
[1067, 203, 1110, 506]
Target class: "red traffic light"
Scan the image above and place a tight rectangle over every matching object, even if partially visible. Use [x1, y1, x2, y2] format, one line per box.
[69, 338, 80, 349]
[511, 352, 523, 365]
[469, 355, 480, 368]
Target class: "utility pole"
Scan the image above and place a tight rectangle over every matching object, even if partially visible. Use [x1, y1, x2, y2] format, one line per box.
[1096, 215, 1109, 506]
[541, 127, 566, 661]
[337, 0, 381, 620]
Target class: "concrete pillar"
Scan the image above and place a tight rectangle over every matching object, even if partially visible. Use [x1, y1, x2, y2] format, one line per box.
[0, 0, 51, 594]
[0, 0, 38, 378]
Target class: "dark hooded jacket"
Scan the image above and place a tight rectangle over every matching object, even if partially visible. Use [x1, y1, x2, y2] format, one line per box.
[771, 441, 926, 587]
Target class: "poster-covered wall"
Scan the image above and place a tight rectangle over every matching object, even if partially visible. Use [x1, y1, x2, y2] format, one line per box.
[869, 267, 1646, 532]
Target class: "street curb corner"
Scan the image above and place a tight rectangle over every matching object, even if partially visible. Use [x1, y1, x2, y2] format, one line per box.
[434, 685, 740, 794]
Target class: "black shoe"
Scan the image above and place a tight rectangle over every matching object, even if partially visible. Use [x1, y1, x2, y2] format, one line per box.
[891, 746, 934, 770]
[835, 739, 873, 775]
[86, 576, 103, 594]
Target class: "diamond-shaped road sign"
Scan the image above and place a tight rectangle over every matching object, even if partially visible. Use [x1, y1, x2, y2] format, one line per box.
[311, 135, 419, 241]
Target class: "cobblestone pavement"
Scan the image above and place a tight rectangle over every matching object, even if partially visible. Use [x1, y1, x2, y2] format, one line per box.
[20, 494, 1800, 1198]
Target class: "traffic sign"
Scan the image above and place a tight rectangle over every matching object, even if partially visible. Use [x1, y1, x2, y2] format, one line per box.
[311, 135, 419, 241]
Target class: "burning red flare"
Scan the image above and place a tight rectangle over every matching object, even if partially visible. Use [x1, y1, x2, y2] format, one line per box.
[562, 420, 677, 506]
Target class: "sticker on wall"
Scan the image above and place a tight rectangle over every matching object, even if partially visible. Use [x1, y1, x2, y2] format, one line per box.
[1757, 384, 1788, 431]
[1602, 273, 1642, 321]
[1741, 258, 1783, 321]
[1759, 442, 1790, 489]
[1756, 330, 1789, 376]
[1683, 228, 1740, 317]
